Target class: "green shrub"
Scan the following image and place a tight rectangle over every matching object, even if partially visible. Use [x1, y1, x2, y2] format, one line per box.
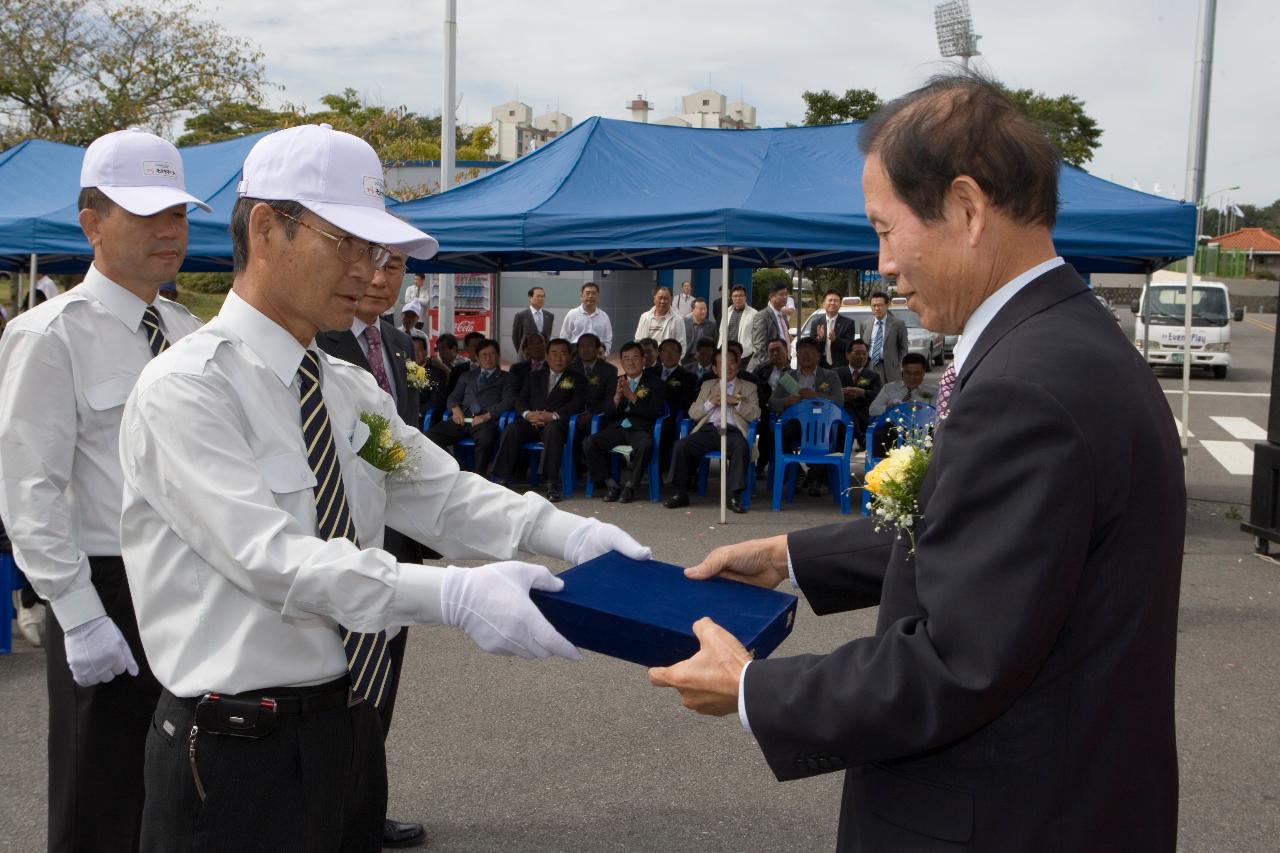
[176, 272, 233, 294]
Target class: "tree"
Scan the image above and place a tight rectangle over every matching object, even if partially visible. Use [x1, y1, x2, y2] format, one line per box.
[0, 0, 267, 148]
[801, 89, 882, 126]
[751, 268, 792, 309]
[798, 84, 1103, 167]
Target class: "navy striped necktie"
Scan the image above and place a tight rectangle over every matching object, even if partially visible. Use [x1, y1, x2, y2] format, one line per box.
[297, 351, 392, 709]
[141, 306, 169, 357]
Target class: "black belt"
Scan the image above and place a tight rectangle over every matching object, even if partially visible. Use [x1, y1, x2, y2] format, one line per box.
[167, 675, 353, 717]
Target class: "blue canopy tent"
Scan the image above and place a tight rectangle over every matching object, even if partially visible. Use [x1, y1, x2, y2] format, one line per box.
[394, 116, 1196, 275]
[0, 132, 269, 273]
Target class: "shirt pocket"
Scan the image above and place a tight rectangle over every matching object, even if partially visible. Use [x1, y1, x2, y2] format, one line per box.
[83, 376, 134, 412]
[257, 451, 317, 495]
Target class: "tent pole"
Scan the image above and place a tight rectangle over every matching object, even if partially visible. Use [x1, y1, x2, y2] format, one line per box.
[720, 249, 729, 524]
[29, 253, 37, 309]
[438, 0, 458, 342]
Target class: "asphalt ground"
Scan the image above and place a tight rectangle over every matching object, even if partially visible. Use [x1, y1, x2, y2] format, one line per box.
[2, 309, 1278, 851]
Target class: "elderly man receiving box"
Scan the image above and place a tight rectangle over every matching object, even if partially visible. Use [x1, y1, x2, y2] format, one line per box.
[119, 125, 649, 850]
[651, 75, 1184, 853]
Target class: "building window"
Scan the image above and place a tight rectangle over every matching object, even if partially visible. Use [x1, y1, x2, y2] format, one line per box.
[702, 99, 709, 106]
[508, 110, 515, 117]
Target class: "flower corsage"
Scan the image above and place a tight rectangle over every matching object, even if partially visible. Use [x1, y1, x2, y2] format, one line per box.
[356, 411, 416, 477]
[864, 425, 933, 553]
[559, 377, 576, 390]
[404, 359, 434, 391]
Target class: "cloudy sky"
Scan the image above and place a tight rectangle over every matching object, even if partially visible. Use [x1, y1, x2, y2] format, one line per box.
[209, 0, 1275, 207]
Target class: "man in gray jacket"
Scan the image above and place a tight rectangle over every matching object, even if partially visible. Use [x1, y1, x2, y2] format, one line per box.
[859, 291, 909, 382]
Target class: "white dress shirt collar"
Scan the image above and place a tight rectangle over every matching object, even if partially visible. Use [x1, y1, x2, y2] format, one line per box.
[351, 316, 372, 338]
[218, 290, 309, 388]
[78, 263, 152, 333]
[952, 257, 1064, 374]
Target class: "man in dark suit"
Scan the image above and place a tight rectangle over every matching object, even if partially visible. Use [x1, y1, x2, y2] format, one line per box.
[425, 338, 505, 475]
[430, 332, 470, 406]
[651, 75, 1185, 852]
[315, 250, 427, 849]
[644, 338, 695, 483]
[569, 332, 619, 477]
[860, 291, 909, 383]
[492, 338, 584, 501]
[750, 280, 791, 373]
[835, 338, 882, 450]
[500, 332, 546, 414]
[802, 289, 858, 367]
[584, 342, 666, 503]
[682, 299, 717, 365]
[511, 286, 553, 356]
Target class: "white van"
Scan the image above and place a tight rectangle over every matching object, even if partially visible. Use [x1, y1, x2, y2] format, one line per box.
[1132, 278, 1243, 379]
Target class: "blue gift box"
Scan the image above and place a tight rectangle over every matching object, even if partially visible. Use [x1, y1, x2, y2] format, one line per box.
[531, 552, 798, 667]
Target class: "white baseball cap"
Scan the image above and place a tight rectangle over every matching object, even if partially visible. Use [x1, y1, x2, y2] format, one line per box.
[237, 124, 439, 260]
[80, 128, 211, 216]
[402, 300, 424, 316]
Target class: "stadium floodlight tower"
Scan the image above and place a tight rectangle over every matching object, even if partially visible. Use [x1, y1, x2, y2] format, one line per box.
[935, 0, 981, 69]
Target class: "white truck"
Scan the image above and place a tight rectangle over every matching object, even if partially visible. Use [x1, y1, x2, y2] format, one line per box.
[1132, 278, 1243, 379]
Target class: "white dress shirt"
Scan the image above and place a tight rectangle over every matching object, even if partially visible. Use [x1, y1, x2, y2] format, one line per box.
[634, 309, 686, 351]
[672, 292, 696, 317]
[0, 264, 201, 630]
[118, 290, 582, 697]
[737, 256, 1068, 735]
[702, 378, 737, 427]
[560, 305, 614, 355]
[350, 316, 397, 403]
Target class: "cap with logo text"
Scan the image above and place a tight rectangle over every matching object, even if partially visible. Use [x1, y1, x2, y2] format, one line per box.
[237, 124, 439, 260]
[80, 128, 211, 216]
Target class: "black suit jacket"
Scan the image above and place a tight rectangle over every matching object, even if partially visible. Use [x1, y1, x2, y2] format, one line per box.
[599, 372, 666, 432]
[834, 364, 882, 427]
[644, 363, 696, 415]
[573, 358, 619, 414]
[746, 264, 1184, 851]
[500, 358, 544, 414]
[315, 321, 419, 428]
[518, 366, 586, 421]
[446, 365, 506, 418]
[804, 312, 858, 365]
[511, 307, 553, 355]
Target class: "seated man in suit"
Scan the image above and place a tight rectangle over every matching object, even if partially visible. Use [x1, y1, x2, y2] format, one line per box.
[664, 347, 760, 514]
[431, 332, 471, 401]
[868, 352, 939, 458]
[688, 337, 717, 382]
[583, 342, 667, 503]
[493, 338, 584, 501]
[836, 338, 883, 450]
[645, 338, 696, 481]
[639, 337, 660, 370]
[425, 338, 506, 474]
[500, 332, 546, 415]
[752, 338, 793, 470]
[570, 332, 619, 477]
[772, 337, 845, 495]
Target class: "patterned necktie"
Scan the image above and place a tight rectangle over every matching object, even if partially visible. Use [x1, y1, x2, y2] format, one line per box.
[825, 318, 834, 363]
[936, 361, 957, 417]
[141, 306, 169, 357]
[362, 325, 392, 395]
[776, 309, 790, 344]
[870, 319, 884, 365]
[622, 378, 639, 428]
[296, 351, 392, 709]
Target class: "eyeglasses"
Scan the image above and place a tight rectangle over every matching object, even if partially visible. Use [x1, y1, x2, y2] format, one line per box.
[271, 208, 392, 269]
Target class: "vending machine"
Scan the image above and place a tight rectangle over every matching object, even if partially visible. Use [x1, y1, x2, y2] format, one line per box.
[428, 272, 493, 345]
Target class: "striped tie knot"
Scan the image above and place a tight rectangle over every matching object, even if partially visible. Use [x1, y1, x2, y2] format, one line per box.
[295, 349, 392, 709]
[141, 306, 169, 357]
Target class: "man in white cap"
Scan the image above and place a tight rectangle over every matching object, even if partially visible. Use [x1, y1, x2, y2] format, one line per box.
[118, 124, 651, 850]
[0, 127, 210, 853]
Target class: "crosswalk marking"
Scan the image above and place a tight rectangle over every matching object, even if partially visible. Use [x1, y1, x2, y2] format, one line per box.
[1162, 389, 1271, 398]
[1171, 417, 1193, 438]
[1200, 441, 1255, 476]
[1210, 416, 1267, 441]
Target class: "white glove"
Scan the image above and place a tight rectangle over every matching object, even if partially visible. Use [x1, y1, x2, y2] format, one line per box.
[441, 562, 582, 661]
[64, 615, 139, 686]
[564, 518, 652, 565]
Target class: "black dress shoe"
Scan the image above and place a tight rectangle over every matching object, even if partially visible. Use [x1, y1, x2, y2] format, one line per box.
[619, 486, 636, 503]
[664, 493, 690, 509]
[728, 497, 748, 514]
[604, 486, 622, 502]
[384, 818, 426, 848]
[547, 488, 563, 503]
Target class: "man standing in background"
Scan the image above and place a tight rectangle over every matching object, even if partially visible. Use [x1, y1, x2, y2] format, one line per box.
[673, 280, 696, 316]
[512, 285, 553, 357]
[860, 291, 909, 383]
[560, 281, 613, 356]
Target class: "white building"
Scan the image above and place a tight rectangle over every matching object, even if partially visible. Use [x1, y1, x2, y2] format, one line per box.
[487, 101, 574, 161]
[639, 88, 758, 130]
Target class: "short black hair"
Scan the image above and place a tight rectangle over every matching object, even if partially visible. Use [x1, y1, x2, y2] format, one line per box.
[870, 291, 890, 303]
[463, 331, 485, 345]
[639, 338, 659, 350]
[577, 332, 601, 348]
[692, 297, 707, 307]
[545, 338, 571, 355]
[654, 285, 671, 295]
[767, 280, 789, 295]
[848, 338, 869, 350]
[730, 284, 747, 295]
[521, 332, 546, 351]
[619, 341, 644, 358]
[858, 73, 1060, 228]
[437, 333, 459, 350]
[901, 352, 929, 369]
[230, 197, 306, 274]
[476, 338, 500, 357]
[659, 337, 683, 354]
[527, 286, 544, 297]
[695, 337, 715, 351]
[580, 281, 599, 293]
[823, 288, 843, 300]
[726, 340, 744, 357]
[77, 187, 116, 218]
[413, 272, 425, 281]
[795, 337, 821, 354]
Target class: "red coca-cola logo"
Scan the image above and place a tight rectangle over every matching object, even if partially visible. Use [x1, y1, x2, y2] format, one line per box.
[455, 320, 476, 333]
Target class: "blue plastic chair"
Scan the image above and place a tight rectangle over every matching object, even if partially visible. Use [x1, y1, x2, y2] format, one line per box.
[1, 552, 18, 655]
[861, 402, 937, 515]
[771, 400, 855, 514]
[676, 415, 761, 508]
[422, 406, 480, 473]
[509, 410, 579, 496]
[584, 405, 671, 503]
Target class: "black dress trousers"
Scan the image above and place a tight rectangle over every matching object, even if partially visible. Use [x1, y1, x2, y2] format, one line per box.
[45, 556, 161, 853]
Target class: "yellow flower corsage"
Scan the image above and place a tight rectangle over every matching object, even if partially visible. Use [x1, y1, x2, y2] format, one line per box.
[559, 377, 576, 390]
[635, 386, 650, 399]
[588, 375, 599, 385]
[404, 359, 433, 391]
[818, 382, 831, 392]
[357, 411, 416, 476]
